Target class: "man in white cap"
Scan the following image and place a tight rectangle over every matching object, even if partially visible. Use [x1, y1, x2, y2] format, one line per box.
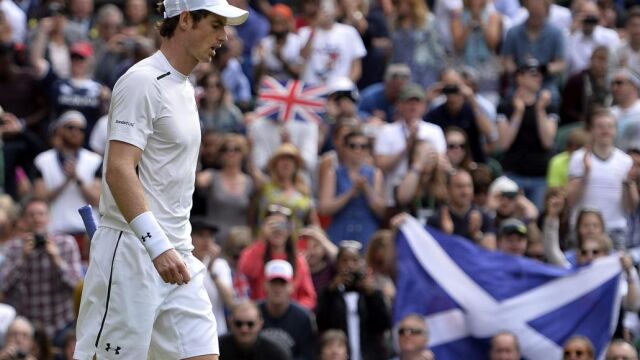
[74, 0, 248, 359]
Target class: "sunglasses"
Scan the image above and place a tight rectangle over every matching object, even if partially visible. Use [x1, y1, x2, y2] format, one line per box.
[580, 248, 603, 256]
[64, 124, 86, 132]
[563, 350, 587, 357]
[612, 79, 627, 86]
[398, 327, 424, 336]
[348, 142, 369, 150]
[234, 320, 256, 329]
[447, 143, 465, 150]
[221, 146, 242, 153]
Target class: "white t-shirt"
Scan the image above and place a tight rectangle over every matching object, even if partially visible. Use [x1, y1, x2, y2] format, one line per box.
[374, 120, 446, 205]
[617, 42, 640, 76]
[298, 23, 366, 85]
[567, 26, 620, 75]
[203, 257, 233, 336]
[612, 100, 640, 145]
[251, 33, 303, 82]
[34, 148, 102, 234]
[100, 51, 201, 254]
[568, 147, 633, 230]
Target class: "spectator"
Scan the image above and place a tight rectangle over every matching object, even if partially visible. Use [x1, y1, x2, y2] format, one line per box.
[219, 300, 292, 360]
[610, 68, 640, 144]
[0, 317, 36, 360]
[223, 226, 253, 301]
[567, 109, 637, 250]
[199, 129, 223, 170]
[605, 339, 638, 360]
[563, 335, 595, 360]
[254, 145, 319, 233]
[32, 111, 101, 257]
[59, 330, 76, 360]
[319, 129, 384, 247]
[394, 140, 449, 225]
[364, 230, 396, 307]
[191, 216, 234, 336]
[31, 325, 52, 360]
[546, 127, 589, 189]
[300, 225, 337, 294]
[391, 313, 434, 360]
[252, 4, 303, 85]
[496, 218, 528, 256]
[487, 176, 540, 233]
[489, 331, 520, 360]
[425, 68, 493, 163]
[450, 0, 502, 98]
[428, 168, 496, 249]
[501, 0, 566, 103]
[561, 46, 612, 126]
[445, 126, 476, 172]
[318, 119, 359, 197]
[238, 204, 317, 309]
[358, 64, 411, 124]
[390, 0, 447, 88]
[295, 0, 320, 30]
[0, 199, 83, 339]
[318, 330, 349, 360]
[538, 187, 570, 250]
[197, 70, 244, 133]
[320, 78, 361, 151]
[259, 259, 316, 360]
[298, 0, 367, 85]
[566, 0, 619, 76]
[229, 0, 269, 83]
[374, 83, 446, 206]
[196, 134, 254, 242]
[315, 241, 391, 360]
[0, 0, 26, 46]
[497, 58, 558, 208]
[91, 4, 124, 82]
[123, 0, 154, 37]
[617, 7, 640, 75]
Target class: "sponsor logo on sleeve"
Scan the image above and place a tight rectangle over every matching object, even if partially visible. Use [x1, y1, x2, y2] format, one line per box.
[115, 120, 135, 127]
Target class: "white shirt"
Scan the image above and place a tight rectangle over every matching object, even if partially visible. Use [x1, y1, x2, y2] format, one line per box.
[203, 257, 232, 336]
[0, 0, 26, 45]
[374, 120, 446, 205]
[252, 33, 303, 82]
[568, 147, 633, 230]
[100, 51, 201, 254]
[34, 148, 102, 234]
[343, 292, 361, 360]
[248, 117, 319, 172]
[567, 26, 620, 75]
[298, 23, 366, 85]
[617, 41, 640, 75]
[612, 100, 640, 144]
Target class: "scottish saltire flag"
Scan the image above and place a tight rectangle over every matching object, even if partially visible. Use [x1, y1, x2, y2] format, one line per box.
[394, 216, 622, 359]
[255, 76, 327, 123]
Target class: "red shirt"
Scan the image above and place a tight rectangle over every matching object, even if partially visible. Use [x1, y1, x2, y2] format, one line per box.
[238, 240, 317, 309]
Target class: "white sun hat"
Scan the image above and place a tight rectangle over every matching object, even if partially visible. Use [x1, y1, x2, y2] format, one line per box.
[163, 0, 249, 26]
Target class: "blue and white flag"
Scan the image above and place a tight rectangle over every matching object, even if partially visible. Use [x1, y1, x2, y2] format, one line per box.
[394, 216, 622, 359]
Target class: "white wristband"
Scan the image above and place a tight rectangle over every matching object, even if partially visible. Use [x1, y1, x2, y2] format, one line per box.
[129, 211, 173, 260]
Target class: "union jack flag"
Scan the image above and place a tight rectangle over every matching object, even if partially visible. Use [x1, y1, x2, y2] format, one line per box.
[255, 76, 327, 123]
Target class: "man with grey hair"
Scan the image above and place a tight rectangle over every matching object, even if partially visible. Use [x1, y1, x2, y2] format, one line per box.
[489, 331, 520, 360]
[0, 317, 36, 360]
[391, 313, 434, 360]
[611, 68, 640, 145]
[606, 339, 638, 360]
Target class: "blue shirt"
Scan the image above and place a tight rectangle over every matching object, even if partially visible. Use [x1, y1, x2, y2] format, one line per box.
[358, 82, 395, 122]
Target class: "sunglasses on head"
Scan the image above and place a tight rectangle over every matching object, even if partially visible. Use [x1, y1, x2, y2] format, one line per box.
[398, 327, 424, 336]
[234, 320, 256, 329]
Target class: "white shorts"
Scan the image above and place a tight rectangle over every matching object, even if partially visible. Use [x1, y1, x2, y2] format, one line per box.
[74, 227, 218, 360]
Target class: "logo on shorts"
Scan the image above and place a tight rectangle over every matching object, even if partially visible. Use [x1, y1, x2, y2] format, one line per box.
[105, 343, 121, 355]
[141, 233, 152, 242]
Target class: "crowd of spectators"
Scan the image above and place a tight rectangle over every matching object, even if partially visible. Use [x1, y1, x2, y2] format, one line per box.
[3, 0, 640, 358]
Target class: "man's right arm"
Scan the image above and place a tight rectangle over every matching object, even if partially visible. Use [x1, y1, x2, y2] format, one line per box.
[106, 140, 190, 285]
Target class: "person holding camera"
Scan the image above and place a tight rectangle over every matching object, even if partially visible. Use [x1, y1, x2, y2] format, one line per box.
[238, 204, 317, 309]
[0, 317, 37, 360]
[0, 199, 82, 341]
[315, 241, 391, 360]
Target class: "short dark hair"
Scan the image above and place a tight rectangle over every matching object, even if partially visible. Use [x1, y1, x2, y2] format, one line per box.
[156, 2, 210, 38]
[586, 107, 613, 130]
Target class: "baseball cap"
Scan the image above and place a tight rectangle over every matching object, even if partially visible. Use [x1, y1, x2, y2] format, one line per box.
[70, 42, 93, 59]
[163, 0, 249, 25]
[56, 110, 86, 129]
[499, 218, 527, 237]
[612, 68, 640, 89]
[265, 259, 293, 282]
[190, 215, 219, 233]
[489, 176, 519, 197]
[327, 77, 358, 102]
[399, 83, 425, 102]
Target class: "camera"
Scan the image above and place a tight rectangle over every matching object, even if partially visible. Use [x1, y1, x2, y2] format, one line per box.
[15, 350, 28, 359]
[442, 85, 460, 95]
[344, 270, 365, 291]
[34, 233, 46, 248]
[583, 15, 599, 25]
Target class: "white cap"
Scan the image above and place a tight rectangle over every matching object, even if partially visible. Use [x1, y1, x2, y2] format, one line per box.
[56, 110, 86, 129]
[489, 176, 519, 196]
[163, 0, 249, 25]
[265, 259, 293, 282]
[327, 76, 359, 101]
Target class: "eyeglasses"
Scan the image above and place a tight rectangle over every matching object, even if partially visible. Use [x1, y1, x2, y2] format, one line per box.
[233, 320, 256, 329]
[347, 142, 369, 150]
[221, 146, 242, 153]
[580, 248, 604, 256]
[64, 124, 86, 132]
[612, 79, 628, 86]
[267, 204, 292, 217]
[447, 143, 465, 150]
[398, 327, 424, 336]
